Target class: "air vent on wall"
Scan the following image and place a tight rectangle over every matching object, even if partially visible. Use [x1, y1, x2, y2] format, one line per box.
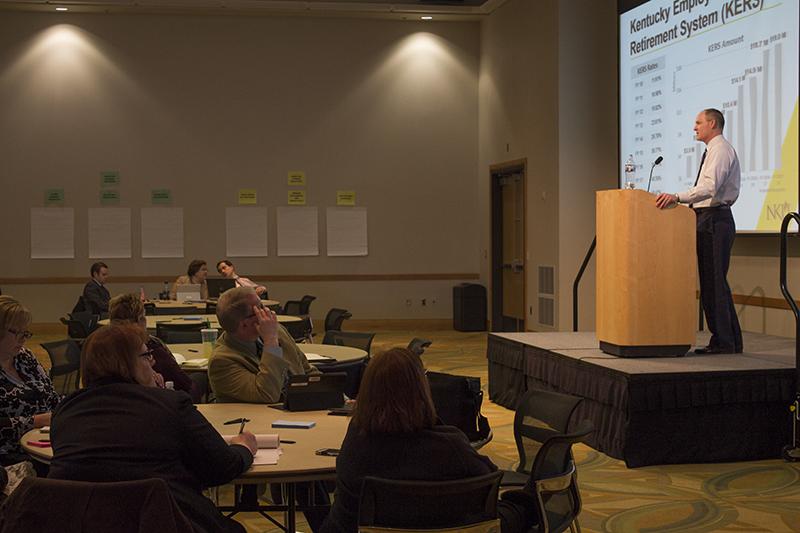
[538, 265, 554, 296]
[538, 297, 555, 327]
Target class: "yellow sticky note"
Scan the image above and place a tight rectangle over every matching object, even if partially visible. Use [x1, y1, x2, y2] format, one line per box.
[238, 189, 257, 205]
[336, 190, 356, 206]
[288, 190, 306, 205]
[288, 171, 306, 186]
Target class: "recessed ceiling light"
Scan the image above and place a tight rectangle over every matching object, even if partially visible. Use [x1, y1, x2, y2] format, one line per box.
[421, 16, 433, 20]
[55, 6, 68, 11]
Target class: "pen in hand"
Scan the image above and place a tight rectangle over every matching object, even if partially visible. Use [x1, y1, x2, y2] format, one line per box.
[238, 418, 249, 434]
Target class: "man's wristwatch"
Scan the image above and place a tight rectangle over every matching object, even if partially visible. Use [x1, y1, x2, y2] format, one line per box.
[674, 193, 680, 203]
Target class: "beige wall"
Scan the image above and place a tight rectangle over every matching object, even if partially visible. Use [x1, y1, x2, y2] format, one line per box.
[0, 12, 481, 322]
[479, 0, 560, 330]
[556, 0, 618, 331]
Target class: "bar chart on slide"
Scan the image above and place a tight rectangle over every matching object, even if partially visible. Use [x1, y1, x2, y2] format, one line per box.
[620, 0, 798, 231]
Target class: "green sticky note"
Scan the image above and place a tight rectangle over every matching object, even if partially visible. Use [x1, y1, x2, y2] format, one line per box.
[45, 188, 65, 205]
[151, 189, 172, 204]
[288, 190, 306, 205]
[100, 171, 120, 187]
[238, 189, 257, 205]
[100, 190, 120, 204]
[288, 171, 306, 186]
[336, 190, 356, 206]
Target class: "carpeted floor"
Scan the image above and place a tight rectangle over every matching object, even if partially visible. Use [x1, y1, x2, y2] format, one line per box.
[28, 327, 800, 532]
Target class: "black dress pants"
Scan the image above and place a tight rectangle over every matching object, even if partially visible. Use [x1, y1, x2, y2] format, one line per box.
[695, 207, 742, 352]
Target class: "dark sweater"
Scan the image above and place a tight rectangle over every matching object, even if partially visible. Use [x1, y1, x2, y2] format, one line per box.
[320, 423, 497, 533]
[48, 380, 252, 533]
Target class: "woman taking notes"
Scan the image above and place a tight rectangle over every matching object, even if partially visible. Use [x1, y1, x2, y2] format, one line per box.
[48, 324, 256, 533]
[0, 296, 59, 472]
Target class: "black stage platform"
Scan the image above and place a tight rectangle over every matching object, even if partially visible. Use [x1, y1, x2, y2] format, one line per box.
[487, 331, 796, 467]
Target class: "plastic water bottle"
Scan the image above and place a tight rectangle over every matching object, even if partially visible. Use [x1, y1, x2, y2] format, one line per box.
[624, 154, 636, 189]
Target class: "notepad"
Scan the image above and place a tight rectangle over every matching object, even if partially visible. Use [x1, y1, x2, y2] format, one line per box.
[303, 352, 334, 362]
[272, 420, 316, 429]
[181, 358, 208, 368]
[223, 433, 280, 448]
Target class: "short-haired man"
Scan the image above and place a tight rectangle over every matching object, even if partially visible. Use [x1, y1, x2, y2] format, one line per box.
[656, 108, 742, 354]
[209, 286, 316, 403]
[81, 262, 111, 316]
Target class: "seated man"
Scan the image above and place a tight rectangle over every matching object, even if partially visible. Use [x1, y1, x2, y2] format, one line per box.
[209, 286, 316, 403]
[208, 286, 328, 531]
[80, 262, 110, 316]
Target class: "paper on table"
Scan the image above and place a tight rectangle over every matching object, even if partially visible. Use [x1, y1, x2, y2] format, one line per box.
[253, 448, 282, 465]
[31, 208, 74, 258]
[141, 207, 183, 258]
[172, 352, 186, 364]
[223, 434, 280, 448]
[226, 207, 268, 257]
[181, 358, 208, 367]
[303, 352, 334, 362]
[276, 206, 319, 256]
[326, 207, 368, 256]
[88, 207, 132, 258]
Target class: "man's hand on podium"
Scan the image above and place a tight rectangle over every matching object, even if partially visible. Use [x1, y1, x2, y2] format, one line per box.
[656, 193, 679, 209]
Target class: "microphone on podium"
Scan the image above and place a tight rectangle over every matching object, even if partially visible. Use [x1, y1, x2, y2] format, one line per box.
[646, 156, 664, 193]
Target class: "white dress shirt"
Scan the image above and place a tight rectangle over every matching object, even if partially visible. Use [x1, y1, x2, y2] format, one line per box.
[678, 134, 741, 208]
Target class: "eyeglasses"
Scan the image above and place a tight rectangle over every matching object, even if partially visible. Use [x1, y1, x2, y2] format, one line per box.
[246, 303, 266, 320]
[139, 349, 155, 361]
[7, 328, 33, 341]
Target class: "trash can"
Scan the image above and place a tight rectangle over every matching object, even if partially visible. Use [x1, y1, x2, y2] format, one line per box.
[453, 283, 487, 332]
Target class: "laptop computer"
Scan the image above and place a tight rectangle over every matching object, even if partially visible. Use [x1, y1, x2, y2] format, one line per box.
[207, 277, 236, 298]
[175, 283, 202, 302]
[283, 372, 347, 412]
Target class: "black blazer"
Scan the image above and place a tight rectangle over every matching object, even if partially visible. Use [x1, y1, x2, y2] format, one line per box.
[320, 423, 497, 533]
[48, 380, 252, 533]
[82, 280, 110, 315]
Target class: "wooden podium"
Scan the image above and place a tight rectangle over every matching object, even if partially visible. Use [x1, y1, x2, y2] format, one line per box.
[596, 189, 696, 357]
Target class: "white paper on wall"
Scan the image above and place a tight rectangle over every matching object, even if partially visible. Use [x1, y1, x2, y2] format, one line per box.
[31, 207, 74, 259]
[141, 207, 184, 258]
[326, 207, 368, 256]
[276, 207, 319, 257]
[88, 207, 132, 258]
[226, 207, 268, 257]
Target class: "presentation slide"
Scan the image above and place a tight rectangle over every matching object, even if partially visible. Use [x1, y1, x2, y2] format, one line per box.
[619, 0, 798, 232]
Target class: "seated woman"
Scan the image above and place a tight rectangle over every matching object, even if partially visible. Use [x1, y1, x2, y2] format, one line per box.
[109, 294, 201, 402]
[216, 260, 267, 297]
[0, 296, 60, 473]
[48, 324, 256, 533]
[320, 348, 536, 533]
[170, 259, 209, 300]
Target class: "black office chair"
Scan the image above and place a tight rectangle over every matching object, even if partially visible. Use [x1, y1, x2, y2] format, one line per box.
[0, 477, 194, 533]
[323, 308, 352, 333]
[315, 358, 369, 399]
[155, 321, 210, 344]
[143, 302, 156, 316]
[500, 419, 594, 533]
[282, 300, 301, 315]
[61, 312, 99, 340]
[283, 317, 314, 343]
[501, 388, 584, 487]
[153, 306, 200, 316]
[407, 338, 433, 357]
[205, 301, 217, 315]
[299, 295, 316, 314]
[322, 331, 375, 354]
[359, 471, 502, 531]
[41, 339, 81, 395]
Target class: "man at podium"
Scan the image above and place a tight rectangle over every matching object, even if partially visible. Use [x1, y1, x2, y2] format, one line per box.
[655, 108, 742, 354]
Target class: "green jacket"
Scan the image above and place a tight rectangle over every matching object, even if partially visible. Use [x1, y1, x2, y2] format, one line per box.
[208, 325, 317, 404]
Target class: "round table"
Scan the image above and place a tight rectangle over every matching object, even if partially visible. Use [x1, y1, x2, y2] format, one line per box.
[99, 313, 302, 330]
[169, 342, 367, 370]
[149, 299, 280, 311]
[21, 403, 348, 531]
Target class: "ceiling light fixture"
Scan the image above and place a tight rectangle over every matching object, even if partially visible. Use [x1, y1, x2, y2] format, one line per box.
[421, 16, 433, 20]
[55, 6, 68, 11]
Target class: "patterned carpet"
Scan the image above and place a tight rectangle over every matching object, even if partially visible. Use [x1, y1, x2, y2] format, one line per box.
[29, 328, 800, 532]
